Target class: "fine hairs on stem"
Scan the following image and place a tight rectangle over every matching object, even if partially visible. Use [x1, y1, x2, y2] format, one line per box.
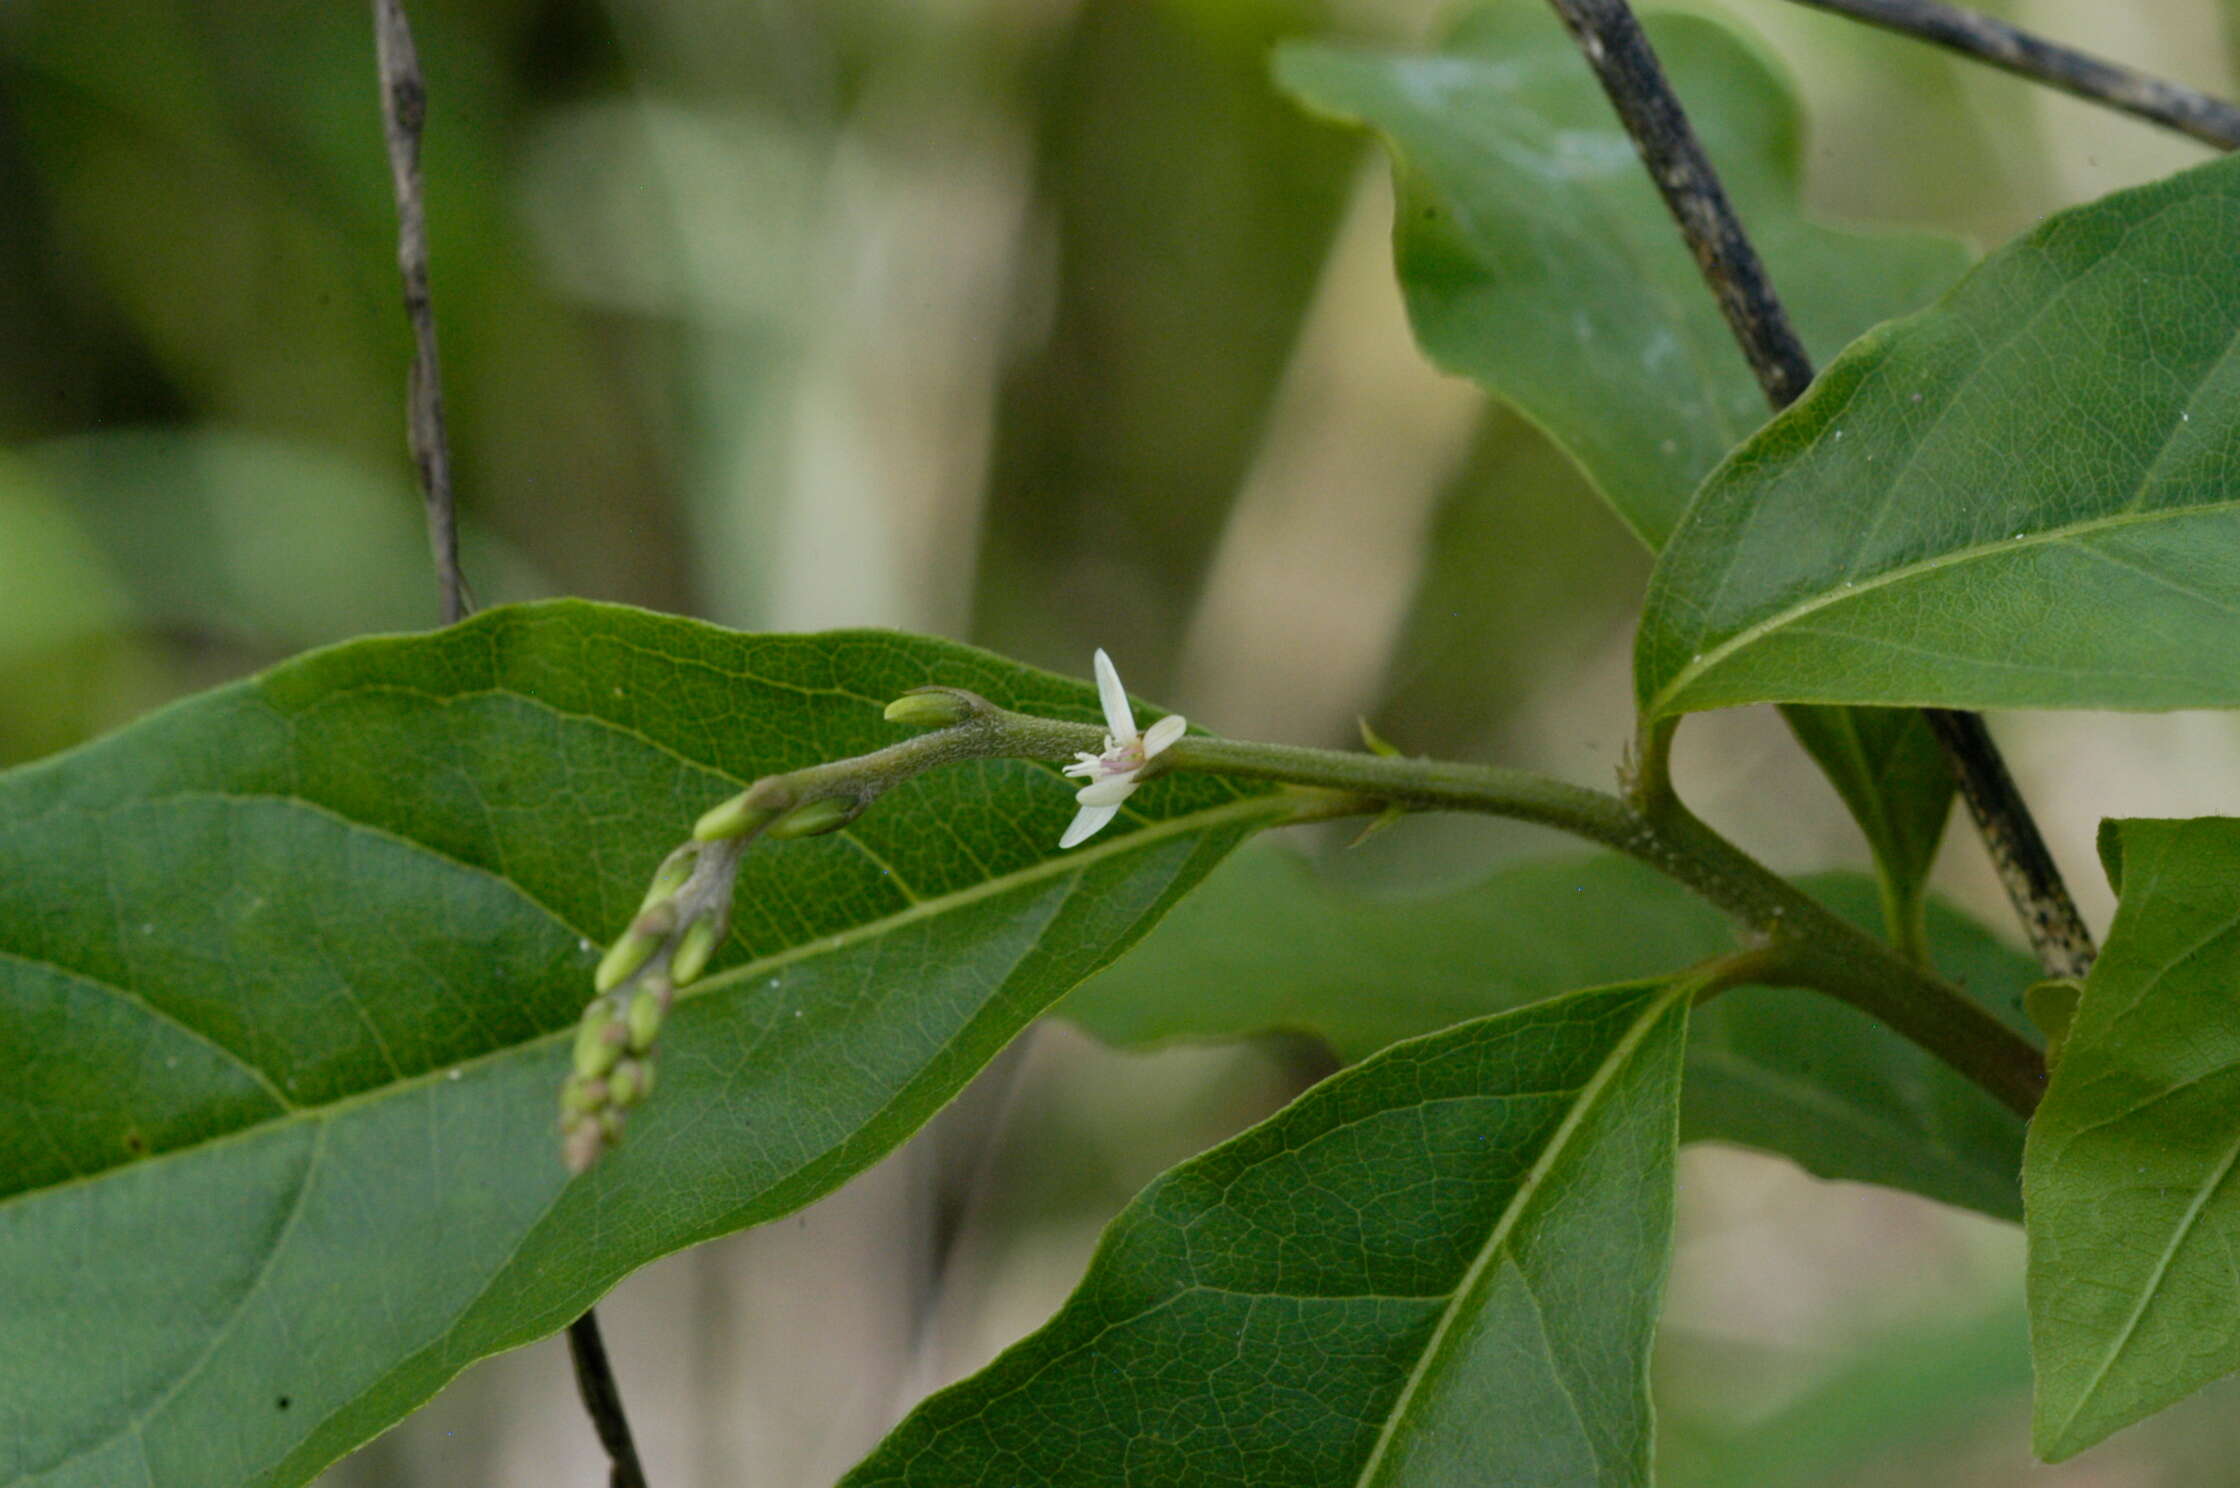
[1539, 0, 2097, 979]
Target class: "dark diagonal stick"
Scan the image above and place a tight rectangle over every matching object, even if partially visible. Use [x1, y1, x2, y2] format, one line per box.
[373, 4, 642, 1479]
[1783, 0, 2240, 152]
[372, 0, 471, 624]
[1544, 0, 2096, 979]
[566, 1310, 651, 1488]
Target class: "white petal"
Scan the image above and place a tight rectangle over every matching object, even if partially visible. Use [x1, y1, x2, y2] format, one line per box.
[1092, 648, 1137, 744]
[1074, 776, 1139, 808]
[1058, 802, 1121, 849]
[1140, 714, 1187, 756]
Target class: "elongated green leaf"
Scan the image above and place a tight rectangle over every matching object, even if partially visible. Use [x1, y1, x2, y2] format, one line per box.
[1276, 4, 1962, 926]
[2026, 817, 2240, 1458]
[1777, 705, 1953, 941]
[848, 980, 1692, 1487]
[0, 601, 1275, 1488]
[1065, 850, 1724, 1058]
[1640, 152, 2240, 718]
[1275, 5, 1969, 551]
[1067, 846, 2037, 1217]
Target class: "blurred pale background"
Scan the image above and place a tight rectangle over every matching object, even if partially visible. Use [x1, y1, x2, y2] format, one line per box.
[5, 0, 2240, 1482]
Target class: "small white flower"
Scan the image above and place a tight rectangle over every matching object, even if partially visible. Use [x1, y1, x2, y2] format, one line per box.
[1058, 649, 1186, 849]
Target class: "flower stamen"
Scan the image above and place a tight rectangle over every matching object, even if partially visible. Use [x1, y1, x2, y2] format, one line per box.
[1056, 649, 1184, 849]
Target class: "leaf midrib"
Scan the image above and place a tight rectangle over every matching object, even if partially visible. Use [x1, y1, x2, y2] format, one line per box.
[2046, 860, 2240, 1448]
[0, 792, 1288, 1219]
[1648, 499, 2240, 714]
[45, 1124, 333, 1488]
[1350, 980, 1684, 1486]
[1650, 181, 2240, 716]
[2051, 1121, 2240, 1448]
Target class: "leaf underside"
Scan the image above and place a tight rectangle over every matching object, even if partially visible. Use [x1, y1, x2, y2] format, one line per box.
[1275, 3, 1970, 552]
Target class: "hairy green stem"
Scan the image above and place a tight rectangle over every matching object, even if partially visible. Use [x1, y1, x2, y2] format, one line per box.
[666, 692, 2046, 1129]
[1150, 733, 2043, 1115]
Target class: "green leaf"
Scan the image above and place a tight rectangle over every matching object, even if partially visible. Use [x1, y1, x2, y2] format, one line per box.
[1064, 849, 1724, 1059]
[2026, 817, 2240, 1458]
[1640, 151, 2240, 719]
[0, 601, 1275, 1488]
[847, 980, 1693, 1487]
[1688, 875, 2035, 1220]
[1777, 706, 1953, 946]
[1661, 1296, 2030, 1488]
[1275, 5, 1969, 550]
[1067, 846, 2037, 1217]
[1275, 4, 1964, 926]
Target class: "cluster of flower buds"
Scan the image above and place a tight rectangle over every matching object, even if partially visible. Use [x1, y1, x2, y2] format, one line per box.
[558, 670, 1122, 1173]
[558, 776, 882, 1172]
[559, 839, 740, 1172]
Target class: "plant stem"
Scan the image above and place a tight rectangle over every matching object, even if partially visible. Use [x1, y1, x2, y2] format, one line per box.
[371, 0, 471, 623]
[716, 695, 2047, 1114]
[1780, 0, 2240, 151]
[566, 1309, 651, 1488]
[1543, 0, 1812, 404]
[1634, 784, 2045, 1115]
[1539, 0, 2095, 979]
[1153, 734, 2045, 1115]
[1922, 709, 2093, 979]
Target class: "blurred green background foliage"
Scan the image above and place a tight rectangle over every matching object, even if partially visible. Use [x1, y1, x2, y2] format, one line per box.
[8, 0, 2240, 1481]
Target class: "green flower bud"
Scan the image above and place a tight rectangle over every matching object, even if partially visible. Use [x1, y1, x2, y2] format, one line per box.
[638, 847, 699, 911]
[608, 1059, 647, 1109]
[560, 1073, 607, 1119]
[595, 925, 661, 994]
[669, 918, 721, 985]
[694, 792, 782, 842]
[883, 689, 975, 729]
[766, 797, 853, 840]
[627, 987, 664, 1053]
[562, 1119, 606, 1175]
[573, 1002, 626, 1079]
